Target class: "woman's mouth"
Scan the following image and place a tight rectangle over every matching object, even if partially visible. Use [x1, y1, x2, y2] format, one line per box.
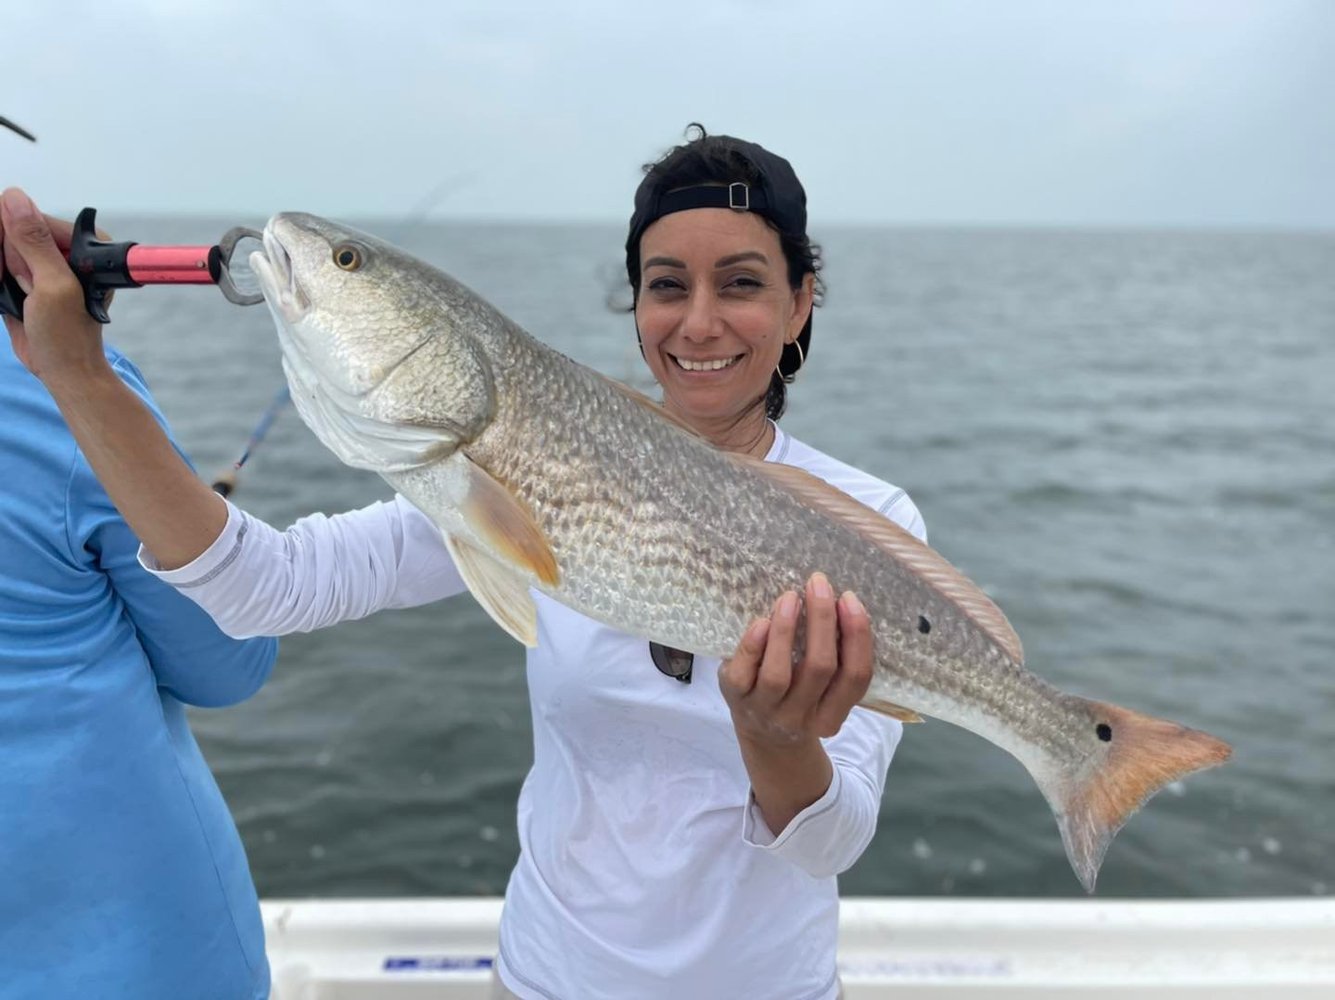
[671, 353, 744, 372]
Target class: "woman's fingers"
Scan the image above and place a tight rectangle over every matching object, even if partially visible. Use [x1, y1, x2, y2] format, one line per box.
[719, 617, 770, 701]
[1, 190, 72, 293]
[813, 592, 874, 735]
[752, 590, 799, 706]
[725, 579, 875, 744]
[0, 189, 107, 380]
[45, 213, 76, 253]
[0, 194, 84, 284]
[785, 573, 840, 709]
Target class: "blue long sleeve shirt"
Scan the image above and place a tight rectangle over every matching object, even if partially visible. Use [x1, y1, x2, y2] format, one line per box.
[0, 341, 278, 999]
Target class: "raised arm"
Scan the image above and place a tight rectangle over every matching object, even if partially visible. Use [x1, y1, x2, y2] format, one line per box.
[64, 382, 278, 706]
[147, 495, 466, 638]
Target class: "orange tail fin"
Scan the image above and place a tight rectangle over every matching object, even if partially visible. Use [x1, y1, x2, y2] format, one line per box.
[1041, 700, 1232, 892]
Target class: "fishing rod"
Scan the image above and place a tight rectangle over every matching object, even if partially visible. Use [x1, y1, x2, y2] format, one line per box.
[0, 207, 264, 323]
[209, 387, 292, 497]
[2, 116, 37, 142]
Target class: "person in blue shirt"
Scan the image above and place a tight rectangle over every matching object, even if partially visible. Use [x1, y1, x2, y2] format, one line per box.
[1, 190, 279, 1000]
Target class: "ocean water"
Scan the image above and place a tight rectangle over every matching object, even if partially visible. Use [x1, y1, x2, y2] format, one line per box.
[105, 217, 1334, 900]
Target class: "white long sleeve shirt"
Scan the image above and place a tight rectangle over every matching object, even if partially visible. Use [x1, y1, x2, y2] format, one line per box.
[146, 425, 926, 1000]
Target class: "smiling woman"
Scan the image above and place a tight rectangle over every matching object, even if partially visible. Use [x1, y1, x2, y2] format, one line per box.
[5, 126, 929, 1000]
[635, 209, 813, 450]
[626, 125, 824, 441]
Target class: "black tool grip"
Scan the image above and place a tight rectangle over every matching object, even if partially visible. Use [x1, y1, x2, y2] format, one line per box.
[0, 269, 25, 321]
[69, 208, 138, 324]
[0, 207, 137, 324]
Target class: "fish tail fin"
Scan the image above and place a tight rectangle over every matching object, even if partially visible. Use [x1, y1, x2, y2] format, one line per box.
[1038, 698, 1231, 893]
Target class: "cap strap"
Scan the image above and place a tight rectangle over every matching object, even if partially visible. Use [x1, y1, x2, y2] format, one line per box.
[654, 182, 771, 220]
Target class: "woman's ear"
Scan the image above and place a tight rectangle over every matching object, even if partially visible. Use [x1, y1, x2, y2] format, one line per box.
[786, 272, 815, 343]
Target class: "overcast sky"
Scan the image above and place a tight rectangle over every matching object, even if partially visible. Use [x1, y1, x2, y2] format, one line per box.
[5, 0, 1332, 229]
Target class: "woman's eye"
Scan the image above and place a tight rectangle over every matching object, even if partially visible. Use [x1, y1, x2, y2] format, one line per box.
[647, 277, 685, 292]
[726, 275, 764, 290]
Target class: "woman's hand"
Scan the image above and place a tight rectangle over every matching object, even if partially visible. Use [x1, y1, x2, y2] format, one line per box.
[719, 572, 874, 832]
[1, 187, 109, 384]
[721, 572, 873, 745]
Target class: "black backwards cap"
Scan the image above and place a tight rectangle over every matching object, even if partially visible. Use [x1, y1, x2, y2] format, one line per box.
[625, 135, 809, 262]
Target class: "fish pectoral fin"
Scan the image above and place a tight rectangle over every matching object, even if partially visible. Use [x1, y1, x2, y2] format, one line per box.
[457, 455, 560, 587]
[730, 454, 1026, 666]
[861, 697, 925, 724]
[443, 532, 540, 647]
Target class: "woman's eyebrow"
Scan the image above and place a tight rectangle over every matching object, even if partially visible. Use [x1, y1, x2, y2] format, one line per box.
[714, 251, 768, 268]
[643, 251, 770, 270]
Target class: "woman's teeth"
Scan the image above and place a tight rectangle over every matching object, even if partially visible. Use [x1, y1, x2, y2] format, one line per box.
[674, 355, 740, 372]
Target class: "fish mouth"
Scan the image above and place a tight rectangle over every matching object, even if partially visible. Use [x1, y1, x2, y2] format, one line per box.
[670, 353, 744, 373]
[249, 220, 310, 324]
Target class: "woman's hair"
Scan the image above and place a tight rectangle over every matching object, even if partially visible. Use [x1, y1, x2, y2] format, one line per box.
[625, 124, 824, 420]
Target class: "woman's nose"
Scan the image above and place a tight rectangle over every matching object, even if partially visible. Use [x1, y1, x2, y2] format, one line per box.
[680, 288, 720, 342]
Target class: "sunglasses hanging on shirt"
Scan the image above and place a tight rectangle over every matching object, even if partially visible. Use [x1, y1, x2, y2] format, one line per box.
[649, 642, 694, 684]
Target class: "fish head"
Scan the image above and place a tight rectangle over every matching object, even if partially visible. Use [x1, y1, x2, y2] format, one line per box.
[250, 213, 497, 474]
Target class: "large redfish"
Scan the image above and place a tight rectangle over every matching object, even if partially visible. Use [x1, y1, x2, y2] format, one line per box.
[251, 213, 1231, 891]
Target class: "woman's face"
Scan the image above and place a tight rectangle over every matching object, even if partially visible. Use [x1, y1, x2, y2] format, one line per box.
[635, 208, 813, 430]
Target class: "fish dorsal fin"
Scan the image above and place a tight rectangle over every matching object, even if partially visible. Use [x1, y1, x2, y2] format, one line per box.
[594, 371, 705, 439]
[442, 532, 540, 647]
[862, 698, 926, 724]
[457, 454, 560, 588]
[732, 454, 1025, 665]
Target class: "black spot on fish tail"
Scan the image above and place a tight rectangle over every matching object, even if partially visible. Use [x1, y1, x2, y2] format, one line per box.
[918, 615, 931, 634]
[1097, 723, 1112, 742]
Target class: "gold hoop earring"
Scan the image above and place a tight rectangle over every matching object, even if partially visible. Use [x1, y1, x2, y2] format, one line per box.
[776, 338, 805, 385]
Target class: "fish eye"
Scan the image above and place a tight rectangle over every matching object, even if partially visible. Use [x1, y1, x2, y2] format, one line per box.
[333, 243, 363, 271]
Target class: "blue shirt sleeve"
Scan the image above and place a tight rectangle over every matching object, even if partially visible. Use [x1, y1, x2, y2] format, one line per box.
[64, 353, 277, 708]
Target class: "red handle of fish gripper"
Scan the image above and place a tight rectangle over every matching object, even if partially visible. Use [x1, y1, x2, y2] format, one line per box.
[68, 207, 222, 323]
[125, 244, 223, 285]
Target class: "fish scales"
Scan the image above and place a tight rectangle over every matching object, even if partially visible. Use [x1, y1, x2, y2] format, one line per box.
[254, 213, 1232, 892]
[403, 317, 1088, 760]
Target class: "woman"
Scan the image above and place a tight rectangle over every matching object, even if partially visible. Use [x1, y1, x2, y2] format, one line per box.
[5, 127, 925, 1000]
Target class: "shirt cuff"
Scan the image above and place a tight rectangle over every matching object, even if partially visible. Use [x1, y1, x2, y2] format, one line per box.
[137, 500, 247, 587]
[741, 765, 843, 850]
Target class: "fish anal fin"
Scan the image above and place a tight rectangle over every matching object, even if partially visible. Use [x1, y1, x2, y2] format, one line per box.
[442, 532, 540, 647]
[862, 697, 925, 724]
[730, 454, 1026, 665]
[458, 454, 559, 587]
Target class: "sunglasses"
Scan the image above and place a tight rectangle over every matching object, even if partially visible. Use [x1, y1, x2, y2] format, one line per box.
[649, 641, 694, 684]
